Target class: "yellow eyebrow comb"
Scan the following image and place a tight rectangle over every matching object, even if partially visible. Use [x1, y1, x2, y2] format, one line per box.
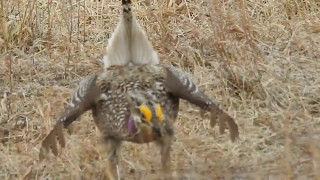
[139, 105, 152, 122]
[156, 104, 163, 122]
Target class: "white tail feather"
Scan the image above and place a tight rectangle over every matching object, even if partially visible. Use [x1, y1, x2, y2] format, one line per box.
[103, 9, 159, 68]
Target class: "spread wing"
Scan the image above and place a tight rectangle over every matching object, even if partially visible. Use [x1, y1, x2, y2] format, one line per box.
[164, 66, 239, 142]
[39, 74, 102, 160]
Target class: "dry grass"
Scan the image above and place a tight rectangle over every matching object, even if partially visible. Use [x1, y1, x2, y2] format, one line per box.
[0, 0, 320, 179]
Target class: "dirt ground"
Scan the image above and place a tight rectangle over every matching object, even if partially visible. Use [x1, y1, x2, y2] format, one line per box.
[0, 0, 320, 179]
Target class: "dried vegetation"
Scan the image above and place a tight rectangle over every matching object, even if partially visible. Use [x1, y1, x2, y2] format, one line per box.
[0, 0, 320, 179]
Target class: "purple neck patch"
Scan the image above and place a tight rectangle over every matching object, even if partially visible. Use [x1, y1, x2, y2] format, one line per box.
[128, 116, 136, 132]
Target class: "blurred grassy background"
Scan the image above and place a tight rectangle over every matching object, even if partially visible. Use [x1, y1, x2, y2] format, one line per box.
[0, 0, 319, 179]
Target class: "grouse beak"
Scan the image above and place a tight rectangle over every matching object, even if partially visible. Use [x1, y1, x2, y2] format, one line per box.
[152, 126, 162, 137]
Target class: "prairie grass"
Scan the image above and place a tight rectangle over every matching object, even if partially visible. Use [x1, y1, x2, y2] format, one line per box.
[0, 0, 319, 179]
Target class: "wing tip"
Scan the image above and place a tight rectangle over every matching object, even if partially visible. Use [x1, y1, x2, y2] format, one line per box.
[209, 106, 240, 142]
[39, 122, 66, 161]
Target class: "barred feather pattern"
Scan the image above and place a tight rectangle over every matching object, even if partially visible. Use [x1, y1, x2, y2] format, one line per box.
[60, 74, 100, 127]
[40, 64, 239, 160]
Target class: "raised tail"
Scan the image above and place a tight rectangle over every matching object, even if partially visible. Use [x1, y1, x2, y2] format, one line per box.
[164, 66, 239, 142]
[39, 74, 102, 160]
[103, 0, 159, 68]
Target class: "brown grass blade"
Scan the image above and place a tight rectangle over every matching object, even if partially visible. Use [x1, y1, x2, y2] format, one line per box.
[0, 0, 8, 50]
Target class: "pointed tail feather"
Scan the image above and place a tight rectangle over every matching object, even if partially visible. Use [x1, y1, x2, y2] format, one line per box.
[122, 0, 132, 17]
[122, 0, 133, 33]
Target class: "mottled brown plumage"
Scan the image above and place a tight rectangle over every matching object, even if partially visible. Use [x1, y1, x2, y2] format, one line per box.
[39, 64, 239, 179]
